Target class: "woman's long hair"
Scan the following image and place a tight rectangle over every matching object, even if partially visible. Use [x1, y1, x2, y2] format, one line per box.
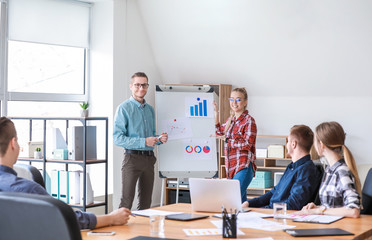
[315, 121, 361, 195]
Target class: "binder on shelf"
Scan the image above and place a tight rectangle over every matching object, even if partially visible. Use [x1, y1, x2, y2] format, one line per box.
[59, 170, 69, 203]
[68, 126, 97, 160]
[52, 128, 67, 150]
[80, 172, 94, 205]
[68, 171, 81, 205]
[50, 170, 59, 199]
[43, 170, 51, 195]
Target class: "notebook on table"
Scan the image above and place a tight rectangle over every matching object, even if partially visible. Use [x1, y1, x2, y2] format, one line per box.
[189, 178, 242, 213]
[165, 213, 209, 221]
[284, 228, 354, 237]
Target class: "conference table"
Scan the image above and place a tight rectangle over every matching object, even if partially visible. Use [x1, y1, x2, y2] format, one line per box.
[82, 203, 372, 240]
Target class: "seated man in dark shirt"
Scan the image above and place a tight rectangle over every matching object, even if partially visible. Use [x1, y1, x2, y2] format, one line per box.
[242, 125, 321, 210]
[0, 117, 131, 229]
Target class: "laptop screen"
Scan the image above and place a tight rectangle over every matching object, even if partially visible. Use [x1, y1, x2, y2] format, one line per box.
[189, 178, 242, 213]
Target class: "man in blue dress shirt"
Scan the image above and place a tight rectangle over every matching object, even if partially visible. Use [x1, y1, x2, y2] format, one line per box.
[0, 117, 131, 229]
[113, 72, 168, 210]
[242, 125, 321, 210]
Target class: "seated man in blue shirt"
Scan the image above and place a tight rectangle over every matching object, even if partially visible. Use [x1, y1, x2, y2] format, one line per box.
[242, 125, 321, 210]
[0, 117, 131, 229]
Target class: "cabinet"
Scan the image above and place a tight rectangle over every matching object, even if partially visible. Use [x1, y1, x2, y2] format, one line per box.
[163, 83, 232, 205]
[9, 117, 108, 213]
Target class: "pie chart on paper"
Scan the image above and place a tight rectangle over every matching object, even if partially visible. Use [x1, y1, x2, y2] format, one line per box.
[203, 146, 211, 153]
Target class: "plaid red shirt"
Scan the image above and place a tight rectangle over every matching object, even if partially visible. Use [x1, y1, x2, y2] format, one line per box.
[216, 110, 257, 179]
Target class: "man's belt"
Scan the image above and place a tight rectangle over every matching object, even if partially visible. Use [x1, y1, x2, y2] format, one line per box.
[125, 149, 154, 156]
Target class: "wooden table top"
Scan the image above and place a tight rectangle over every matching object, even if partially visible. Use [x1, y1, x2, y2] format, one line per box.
[82, 203, 372, 240]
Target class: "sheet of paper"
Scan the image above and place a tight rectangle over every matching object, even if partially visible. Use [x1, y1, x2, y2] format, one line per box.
[183, 228, 245, 236]
[239, 211, 273, 218]
[211, 217, 296, 232]
[161, 117, 193, 140]
[213, 211, 271, 219]
[132, 209, 183, 217]
[239, 238, 274, 240]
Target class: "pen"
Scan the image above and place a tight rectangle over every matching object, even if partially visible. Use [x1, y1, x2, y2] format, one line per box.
[158, 132, 167, 140]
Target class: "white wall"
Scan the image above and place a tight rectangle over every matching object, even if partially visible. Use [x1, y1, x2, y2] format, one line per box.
[136, 1, 372, 168]
[89, 1, 113, 213]
[112, 0, 163, 210]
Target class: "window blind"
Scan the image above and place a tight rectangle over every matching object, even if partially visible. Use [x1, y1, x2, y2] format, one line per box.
[8, 0, 90, 48]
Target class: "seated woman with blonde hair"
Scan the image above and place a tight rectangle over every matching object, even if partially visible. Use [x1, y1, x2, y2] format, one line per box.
[298, 121, 361, 218]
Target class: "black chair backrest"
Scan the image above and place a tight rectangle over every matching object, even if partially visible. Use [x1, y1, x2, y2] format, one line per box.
[312, 162, 325, 205]
[13, 163, 45, 188]
[361, 168, 372, 215]
[0, 192, 82, 240]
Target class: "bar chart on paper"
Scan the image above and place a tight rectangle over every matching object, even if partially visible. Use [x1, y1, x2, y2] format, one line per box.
[186, 97, 213, 118]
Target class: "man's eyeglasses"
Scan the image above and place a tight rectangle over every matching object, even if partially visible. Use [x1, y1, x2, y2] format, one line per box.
[228, 98, 243, 103]
[133, 83, 149, 89]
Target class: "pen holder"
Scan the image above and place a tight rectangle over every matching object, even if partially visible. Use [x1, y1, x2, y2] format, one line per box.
[222, 213, 237, 238]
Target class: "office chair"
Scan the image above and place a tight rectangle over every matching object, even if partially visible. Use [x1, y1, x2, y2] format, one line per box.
[0, 192, 82, 240]
[361, 168, 372, 215]
[312, 162, 325, 205]
[14, 163, 45, 188]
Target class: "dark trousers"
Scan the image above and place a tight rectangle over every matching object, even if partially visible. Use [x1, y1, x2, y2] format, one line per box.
[119, 153, 156, 210]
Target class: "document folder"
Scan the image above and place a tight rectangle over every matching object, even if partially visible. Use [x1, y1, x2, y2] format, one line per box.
[69, 171, 81, 204]
[59, 170, 69, 203]
[50, 170, 59, 199]
[80, 172, 94, 205]
[68, 126, 97, 160]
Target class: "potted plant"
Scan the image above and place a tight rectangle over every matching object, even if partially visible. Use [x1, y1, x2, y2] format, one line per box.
[34, 147, 42, 159]
[80, 102, 89, 117]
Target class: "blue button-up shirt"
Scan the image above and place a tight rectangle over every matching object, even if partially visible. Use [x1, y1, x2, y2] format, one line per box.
[113, 96, 159, 150]
[248, 155, 321, 210]
[0, 165, 97, 229]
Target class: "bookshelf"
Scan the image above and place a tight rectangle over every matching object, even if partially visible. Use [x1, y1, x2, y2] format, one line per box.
[9, 117, 108, 213]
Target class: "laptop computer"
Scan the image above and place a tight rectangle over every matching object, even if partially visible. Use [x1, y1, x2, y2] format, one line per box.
[189, 178, 242, 213]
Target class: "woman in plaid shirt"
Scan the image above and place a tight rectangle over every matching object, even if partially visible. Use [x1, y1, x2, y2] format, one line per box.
[214, 87, 257, 203]
[299, 122, 361, 218]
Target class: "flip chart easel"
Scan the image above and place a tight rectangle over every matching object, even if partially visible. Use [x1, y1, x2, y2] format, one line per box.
[155, 85, 218, 205]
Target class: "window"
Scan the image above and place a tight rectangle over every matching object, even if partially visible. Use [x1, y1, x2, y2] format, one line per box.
[1, 0, 91, 116]
[8, 41, 86, 94]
